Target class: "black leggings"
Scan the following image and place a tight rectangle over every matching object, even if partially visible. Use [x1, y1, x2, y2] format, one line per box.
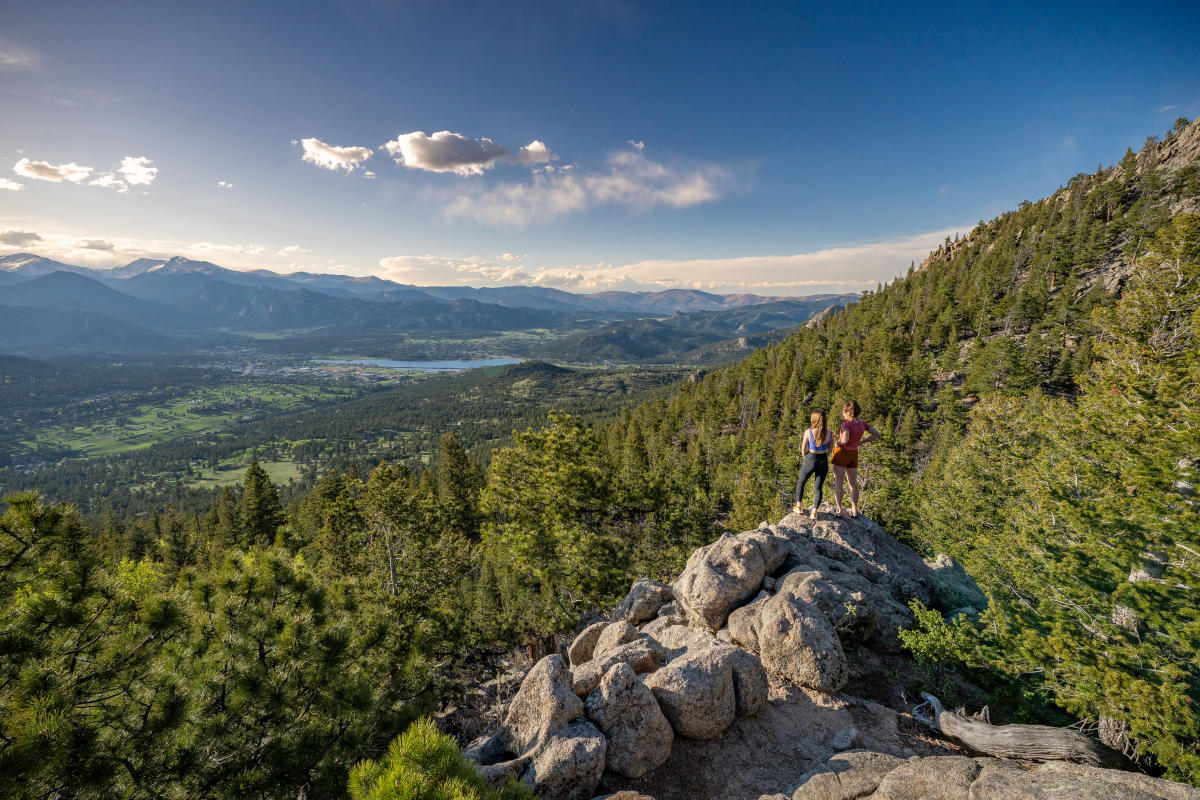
[796, 453, 828, 509]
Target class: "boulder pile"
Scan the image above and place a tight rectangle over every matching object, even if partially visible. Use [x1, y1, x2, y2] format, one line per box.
[464, 510, 1196, 800]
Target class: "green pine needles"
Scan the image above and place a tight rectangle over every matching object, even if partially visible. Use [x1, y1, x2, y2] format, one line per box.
[348, 718, 531, 800]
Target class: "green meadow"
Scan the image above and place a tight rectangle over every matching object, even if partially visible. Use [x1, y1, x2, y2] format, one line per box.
[21, 383, 357, 459]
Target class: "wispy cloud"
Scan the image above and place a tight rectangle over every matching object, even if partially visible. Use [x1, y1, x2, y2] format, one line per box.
[277, 244, 310, 256]
[0, 39, 38, 70]
[1159, 104, 1178, 113]
[217, 180, 235, 189]
[376, 228, 963, 294]
[0, 178, 23, 191]
[300, 137, 373, 171]
[89, 173, 128, 193]
[190, 241, 266, 256]
[447, 144, 725, 227]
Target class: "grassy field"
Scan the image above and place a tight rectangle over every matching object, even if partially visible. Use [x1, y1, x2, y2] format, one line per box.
[187, 458, 303, 488]
[21, 383, 358, 458]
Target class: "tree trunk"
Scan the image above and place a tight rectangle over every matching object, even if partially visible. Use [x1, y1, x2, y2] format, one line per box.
[912, 693, 1133, 770]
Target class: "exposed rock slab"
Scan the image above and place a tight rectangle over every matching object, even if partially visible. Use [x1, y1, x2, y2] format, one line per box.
[774, 753, 1200, 800]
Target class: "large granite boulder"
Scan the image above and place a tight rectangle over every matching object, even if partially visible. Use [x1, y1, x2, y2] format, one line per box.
[926, 553, 988, 613]
[571, 637, 661, 696]
[778, 569, 877, 647]
[756, 590, 848, 692]
[613, 579, 674, 625]
[644, 646, 737, 740]
[520, 720, 606, 800]
[726, 590, 771, 653]
[673, 532, 768, 631]
[593, 621, 640, 659]
[725, 645, 769, 716]
[568, 621, 609, 667]
[585, 662, 673, 778]
[645, 623, 721, 661]
[502, 655, 584, 756]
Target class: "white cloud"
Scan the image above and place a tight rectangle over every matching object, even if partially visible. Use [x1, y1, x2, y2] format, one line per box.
[500, 252, 521, 261]
[300, 137, 373, 171]
[14, 158, 92, 183]
[516, 140, 557, 166]
[383, 130, 510, 175]
[627, 139, 645, 151]
[0, 229, 42, 246]
[217, 180, 234, 189]
[0, 178, 23, 191]
[1159, 104, 1179, 113]
[448, 148, 724, 227]
[277, 244, 310, 256]
[0, 39, 38, 70]
[375, 228, 963, 294]
[89, 173, 129, 193]
[119, 156, 158, 186]
[363, 170, 376, 180]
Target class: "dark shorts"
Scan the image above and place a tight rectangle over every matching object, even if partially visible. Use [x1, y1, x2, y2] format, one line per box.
[831, 446, 859, 469]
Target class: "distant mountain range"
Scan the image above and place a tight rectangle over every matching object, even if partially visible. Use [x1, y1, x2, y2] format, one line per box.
[0, 253, 816, 312]
[0, 253, 856, 357]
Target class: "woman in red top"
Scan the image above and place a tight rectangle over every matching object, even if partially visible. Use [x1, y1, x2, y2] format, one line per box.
[830, 399, 879, 518]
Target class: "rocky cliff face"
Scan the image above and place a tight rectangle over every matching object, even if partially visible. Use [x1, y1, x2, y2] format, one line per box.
[464, 510, 1198, 800]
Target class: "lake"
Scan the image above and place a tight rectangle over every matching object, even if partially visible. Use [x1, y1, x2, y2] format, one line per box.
[313, 357, 522, 372]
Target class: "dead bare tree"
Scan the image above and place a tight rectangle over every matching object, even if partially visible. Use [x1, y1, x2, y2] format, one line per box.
[912, 692, 1134, 770]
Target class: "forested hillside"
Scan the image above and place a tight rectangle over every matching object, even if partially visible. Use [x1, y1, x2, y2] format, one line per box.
[3, 117, 1199, 799]
[477, 117, 1200, 780]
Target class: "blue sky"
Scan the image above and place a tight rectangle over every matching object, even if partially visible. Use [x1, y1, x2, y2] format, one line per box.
[1, 0, 1197, 294]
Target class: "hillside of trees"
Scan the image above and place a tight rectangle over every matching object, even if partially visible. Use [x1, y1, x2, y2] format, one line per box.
[3, 118, 1199, 797]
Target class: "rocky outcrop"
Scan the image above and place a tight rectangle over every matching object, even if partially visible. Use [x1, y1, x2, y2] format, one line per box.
[768, 752, 1200, 800]
[925, 554, 988, 615]
[467, 510, 1190, 800]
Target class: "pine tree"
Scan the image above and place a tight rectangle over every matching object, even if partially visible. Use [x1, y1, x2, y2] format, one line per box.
[435, 433, 483, 542]
[241, 460, 284, 547]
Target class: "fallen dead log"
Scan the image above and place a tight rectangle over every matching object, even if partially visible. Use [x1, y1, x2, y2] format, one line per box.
[912, 692, 1134, 770]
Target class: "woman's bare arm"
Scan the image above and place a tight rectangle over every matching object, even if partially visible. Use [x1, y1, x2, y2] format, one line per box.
[861, 423, 881, 445]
